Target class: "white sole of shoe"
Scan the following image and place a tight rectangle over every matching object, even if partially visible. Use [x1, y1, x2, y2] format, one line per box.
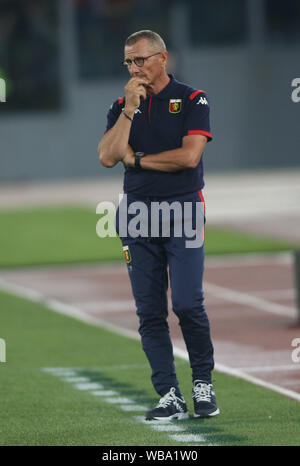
[194, 408, 220, 418]
[148, 412, 189, 421]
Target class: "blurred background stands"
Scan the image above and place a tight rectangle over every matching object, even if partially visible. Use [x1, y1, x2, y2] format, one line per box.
[0, 0, 299, 181]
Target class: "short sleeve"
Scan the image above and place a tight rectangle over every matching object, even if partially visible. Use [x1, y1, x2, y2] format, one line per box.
[183, 90, 212, 141]
[105, 97, 124, 133]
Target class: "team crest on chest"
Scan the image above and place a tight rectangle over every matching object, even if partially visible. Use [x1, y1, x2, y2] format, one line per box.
[169, 99, 182, 114]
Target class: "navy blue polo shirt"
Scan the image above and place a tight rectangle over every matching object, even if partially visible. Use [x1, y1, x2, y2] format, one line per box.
[105, 74, 212, 198]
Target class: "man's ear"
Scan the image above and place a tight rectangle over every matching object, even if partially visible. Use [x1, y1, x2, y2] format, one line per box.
[160, 51, 168, 66]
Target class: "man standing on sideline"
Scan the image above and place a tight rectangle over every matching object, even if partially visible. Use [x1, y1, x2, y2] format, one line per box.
[98, 30, 219, 420]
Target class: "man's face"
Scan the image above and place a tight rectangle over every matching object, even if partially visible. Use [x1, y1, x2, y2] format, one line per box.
[124, 39, 167, 87]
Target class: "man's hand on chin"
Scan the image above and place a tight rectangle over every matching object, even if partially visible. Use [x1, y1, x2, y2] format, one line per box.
[122, 147, 135, 168]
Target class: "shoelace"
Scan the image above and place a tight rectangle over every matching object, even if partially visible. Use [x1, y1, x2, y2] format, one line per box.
[157, 387, 183, 410]
[193, 382, 212, 402]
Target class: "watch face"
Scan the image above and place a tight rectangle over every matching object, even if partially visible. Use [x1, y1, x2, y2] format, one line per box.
[135, 152, 144, 157]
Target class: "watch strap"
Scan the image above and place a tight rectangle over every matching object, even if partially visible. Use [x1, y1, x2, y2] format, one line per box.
[134, 152, 145, 169]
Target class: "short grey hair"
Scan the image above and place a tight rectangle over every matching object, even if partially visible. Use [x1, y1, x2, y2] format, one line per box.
[125, 30, 166, 51]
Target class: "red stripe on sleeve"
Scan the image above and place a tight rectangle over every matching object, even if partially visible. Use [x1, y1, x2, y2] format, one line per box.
[189, 90, 206, 100]
[117, 97, 125, 105]
[188, 130, 212, 139]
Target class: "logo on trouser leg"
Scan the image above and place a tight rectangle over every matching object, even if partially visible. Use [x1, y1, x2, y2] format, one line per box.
[123, 245, 131, 264]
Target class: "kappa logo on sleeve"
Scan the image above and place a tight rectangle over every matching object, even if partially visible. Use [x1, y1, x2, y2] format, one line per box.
[197, 96, 208, 106]
[123, 245, 132, 264]
[121, 107, 142, 114]
[169, 99, 182, 113]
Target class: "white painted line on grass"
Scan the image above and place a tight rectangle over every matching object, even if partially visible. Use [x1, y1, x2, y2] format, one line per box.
[74, 300, 135, 313]
[151, 425, 185, 432]
[47, 298, 139, 341]
[63, 377, 91, 383]
[235, 364, 300, 373]
[42, 368, 79, 376]
[204, 281, 296, 318]
[205, 252, 292, 268]
[91, 390, 119, 397]
[0, 278, 44, 301]
[252, 289, 295, 300]
[215, 363, 300, 402]
[170, 434, 207, 443]
[75, 382, 104, 390]
[120, 405, 148, 412]
[133, 416, 171, 425]
[103, 397, 134, 404]
[2, 276, 299, 405]
[0, 277, 139, 341]
[172, 346, 300, 403]
[44, 371, 217, 445]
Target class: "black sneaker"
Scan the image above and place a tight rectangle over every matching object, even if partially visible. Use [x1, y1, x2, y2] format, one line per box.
[145, 387, 189, 421]
[192, 380, 220, 418]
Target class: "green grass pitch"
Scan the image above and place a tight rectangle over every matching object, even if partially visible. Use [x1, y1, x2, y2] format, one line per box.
[0, 205, 299, 446]
[0, 290, 299, 446]
[0, 205, 298, 268]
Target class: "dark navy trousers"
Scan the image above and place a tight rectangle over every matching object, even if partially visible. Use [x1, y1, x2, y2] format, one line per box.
[116, 191, 215, 397]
